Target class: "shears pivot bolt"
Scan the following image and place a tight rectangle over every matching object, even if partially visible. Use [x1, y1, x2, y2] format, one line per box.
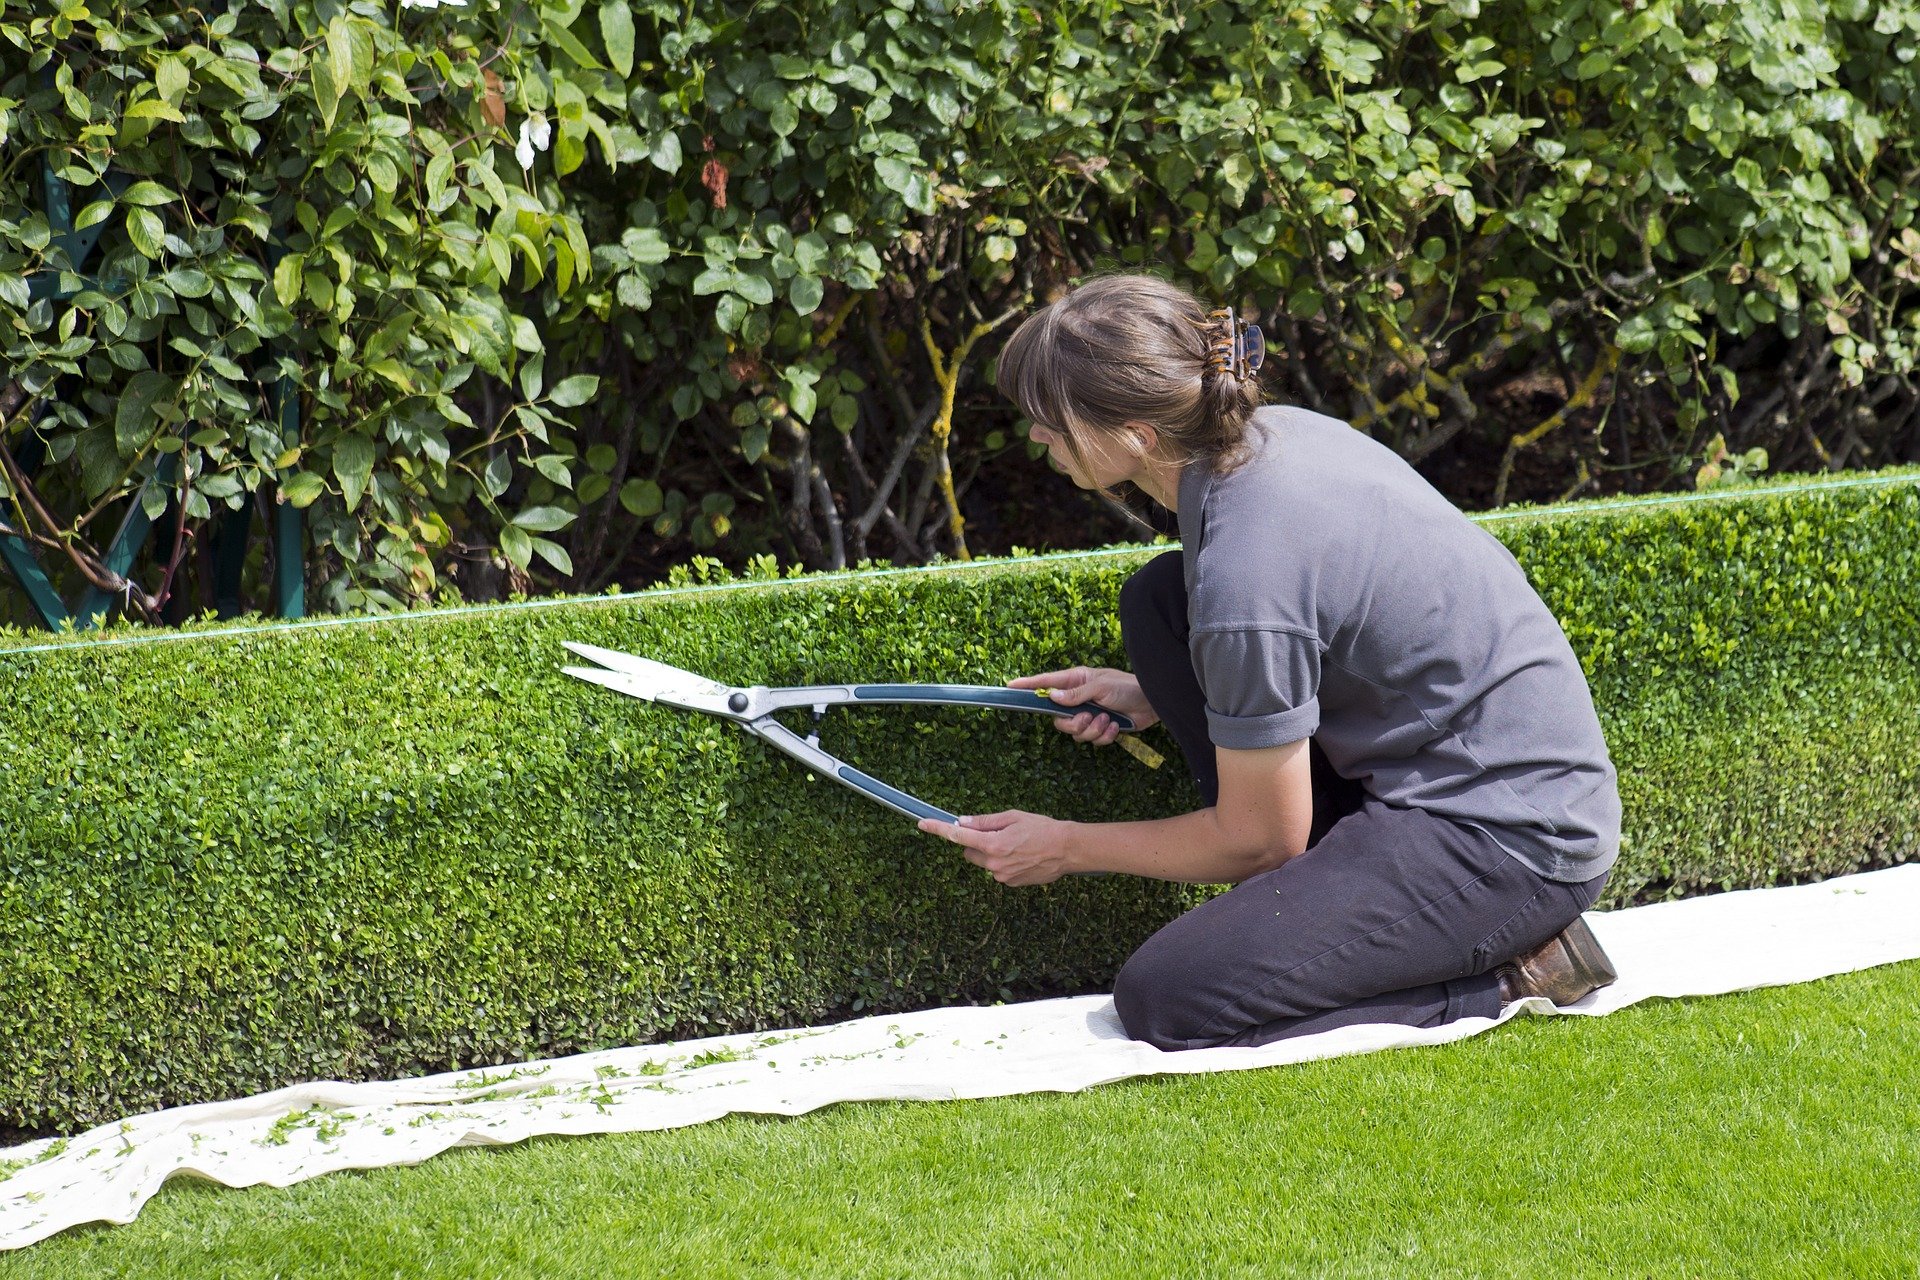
[728, 692, 749, 712]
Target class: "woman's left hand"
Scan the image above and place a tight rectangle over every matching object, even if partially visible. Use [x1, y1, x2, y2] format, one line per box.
[917, 811, 1077, 886]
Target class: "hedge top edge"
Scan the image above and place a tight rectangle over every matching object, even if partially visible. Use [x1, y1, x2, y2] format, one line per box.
[3, 466, 1915, 660]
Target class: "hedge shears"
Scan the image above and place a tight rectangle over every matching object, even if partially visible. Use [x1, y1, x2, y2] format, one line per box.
[561, 642, 1156, 824]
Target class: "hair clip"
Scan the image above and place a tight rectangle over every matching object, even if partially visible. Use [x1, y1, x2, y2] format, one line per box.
[1206, 307, 1267, 382]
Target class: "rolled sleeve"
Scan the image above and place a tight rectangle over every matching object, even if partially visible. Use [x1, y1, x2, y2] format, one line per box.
[1190, 627, 1323, 750]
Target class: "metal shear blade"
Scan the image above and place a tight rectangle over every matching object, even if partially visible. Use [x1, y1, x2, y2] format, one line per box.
[561, 641, 742, 716]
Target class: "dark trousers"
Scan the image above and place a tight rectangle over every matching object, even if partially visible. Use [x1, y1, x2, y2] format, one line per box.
[1112, 552, 1608, 1051]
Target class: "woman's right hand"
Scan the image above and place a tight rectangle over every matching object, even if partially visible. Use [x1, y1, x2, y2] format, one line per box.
[1007, 666, 1160, 745]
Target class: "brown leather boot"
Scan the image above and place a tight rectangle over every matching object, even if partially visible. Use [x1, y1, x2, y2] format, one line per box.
[1496, 916, 1619, 1006]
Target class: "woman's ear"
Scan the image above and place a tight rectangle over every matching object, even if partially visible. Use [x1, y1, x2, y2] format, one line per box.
[1128, 421, 1160, 457]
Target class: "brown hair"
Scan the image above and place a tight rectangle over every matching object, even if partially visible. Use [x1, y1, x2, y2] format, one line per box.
[994, 273, 1263, 484]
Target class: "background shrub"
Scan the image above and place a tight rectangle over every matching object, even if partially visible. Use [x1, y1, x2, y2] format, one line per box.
[1, 468, 1915, 1133]
[3, 0, 1920, 627]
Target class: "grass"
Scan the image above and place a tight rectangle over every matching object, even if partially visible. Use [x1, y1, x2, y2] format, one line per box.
[6, 959, 1918, 1279]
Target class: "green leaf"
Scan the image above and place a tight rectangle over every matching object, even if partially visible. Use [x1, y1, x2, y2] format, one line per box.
[197, 472, 243, 500]
[74, 200, 115, 231]
[484, 452, 512, 498]
[650, 130, 682, 173]
[874, 156, 915, 196]
[555, 130, 586, 177]
[1220, 154, 1255, 205]
[425, 152, 455, 209]
[333, 434, 376, 513]
[161, 267, 212, 299]
[123, 99, 185, 123]
[114, 371, 173, 455]
[617, 272, 653, 309]
[622, 227, 670, 265]
[366, 153, 399, 194]
[281, 471, 326, 508]
[367, 359, 414, 391]
[512, 504, 576, 532]
[732, 273, 774, 307]
[544, 15, 604, 69]
[272, 253, 305, 306]
[830, 393, 858, 433]
[789, 274, 824, 315]
[548, 375, 600, 407]
[619, 477, 663, 517]
[514, 405, 550, 443]
[156, 57, 189, 104]
[1575, 49, 1614, 79]
[533, 454, 574, 488]
[327, 16, 356, 101]
[120, 181, 176, 207]
[500, 523, 533, 570]
[305, 269, 335, 312]
[788, 378, 817, 423]
[741, 422, 770, 463]
[531, 537, 575, 575]
[312, 52, 342, 131]
[601, 0, 636, 78]
[1187, 229, 1219, 272]
[793, 233, 829, 274]
[1617, 313, 1657, 354]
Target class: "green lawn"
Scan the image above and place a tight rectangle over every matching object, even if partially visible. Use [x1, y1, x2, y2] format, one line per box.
[7, 960, 1918, 1279]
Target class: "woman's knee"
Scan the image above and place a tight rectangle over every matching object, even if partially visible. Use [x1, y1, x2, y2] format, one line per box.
[1118, 550, 1185, 638]
[1113, 936, 1219, 1052]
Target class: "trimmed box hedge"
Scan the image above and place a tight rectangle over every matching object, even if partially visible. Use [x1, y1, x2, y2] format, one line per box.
[3, 468, 1918, 1133]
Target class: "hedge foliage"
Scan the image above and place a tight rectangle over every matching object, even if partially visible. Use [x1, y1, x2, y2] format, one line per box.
[2, 468, 1918, 1132]
[4, 0, 1920, 626]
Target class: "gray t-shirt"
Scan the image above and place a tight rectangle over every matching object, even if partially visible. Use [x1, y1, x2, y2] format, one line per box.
[1176, 405, 1620, 882]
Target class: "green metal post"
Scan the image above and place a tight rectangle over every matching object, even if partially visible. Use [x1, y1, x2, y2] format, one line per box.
[0, 535, 69, 630]
[213, 503, 250, 618]
[0, 428, 71, 630]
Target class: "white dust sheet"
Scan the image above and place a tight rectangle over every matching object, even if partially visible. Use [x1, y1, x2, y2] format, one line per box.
[5, 863, 1918, 1251]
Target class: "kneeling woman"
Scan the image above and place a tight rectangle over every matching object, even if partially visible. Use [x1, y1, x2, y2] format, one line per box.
[918, 273, 1620, 1050]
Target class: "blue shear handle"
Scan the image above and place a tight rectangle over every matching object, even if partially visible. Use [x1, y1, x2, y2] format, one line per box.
[840, 766, 1110, 876]
[850, 685, 1136, 732]
[837, 766, 958, 824]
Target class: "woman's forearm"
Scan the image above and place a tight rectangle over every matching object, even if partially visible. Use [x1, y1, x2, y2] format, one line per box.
[1063, 808, 1290, 885]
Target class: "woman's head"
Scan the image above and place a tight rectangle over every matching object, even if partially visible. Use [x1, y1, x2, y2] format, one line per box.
[994, 274, 1264, 494]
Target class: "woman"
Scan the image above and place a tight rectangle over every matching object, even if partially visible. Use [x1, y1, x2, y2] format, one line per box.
[917, 273, 1621, 1051]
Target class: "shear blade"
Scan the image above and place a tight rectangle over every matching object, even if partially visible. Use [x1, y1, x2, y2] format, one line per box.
[560, 642, 740, 706]
[561, 665, 660, 700]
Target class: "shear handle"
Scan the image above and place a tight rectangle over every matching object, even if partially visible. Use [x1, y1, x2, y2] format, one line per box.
[758, 683, 1135, 731]
[746, 718, 1113, 876]
[748, 719, 960, 823]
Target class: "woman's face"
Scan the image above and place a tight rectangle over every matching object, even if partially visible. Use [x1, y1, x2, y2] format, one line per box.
[1028, 422, 1145, 491]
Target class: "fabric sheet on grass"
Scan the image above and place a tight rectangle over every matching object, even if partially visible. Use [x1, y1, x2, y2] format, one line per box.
[5, 862, 1919, 1251]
